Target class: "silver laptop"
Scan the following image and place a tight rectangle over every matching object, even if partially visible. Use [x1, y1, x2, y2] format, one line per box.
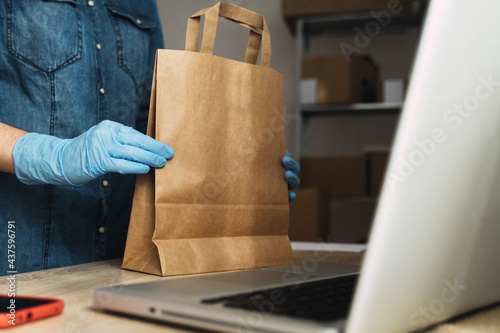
[92, 1, 500, 332]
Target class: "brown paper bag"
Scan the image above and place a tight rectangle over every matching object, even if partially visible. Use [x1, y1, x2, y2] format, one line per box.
[122, 2, 293, 276]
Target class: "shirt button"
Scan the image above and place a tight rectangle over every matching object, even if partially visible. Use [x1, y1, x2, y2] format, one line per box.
[102, 180, 109, 187]
[98, 227, 106, 234]
[136, 19, 142, 25]
[99, 88, 105, 95]
[88, 0, 94, 7]
[96, 43, 102, 51]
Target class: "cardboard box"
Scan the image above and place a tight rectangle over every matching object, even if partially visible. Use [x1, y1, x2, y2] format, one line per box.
[329, 197, 377, 243]
[300, 78, 318, 104]
[365, 146, 390, 196]
[302, 54, 379, 104]
[376, 79, 408, 103]
[301, 156, 367, 196]
[383, 79, 405, 103]
[282, 0, 412, 33]
[289, 187, 331, 242]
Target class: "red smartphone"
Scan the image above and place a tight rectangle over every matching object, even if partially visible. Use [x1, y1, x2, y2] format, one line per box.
[0, 294, 64, 328]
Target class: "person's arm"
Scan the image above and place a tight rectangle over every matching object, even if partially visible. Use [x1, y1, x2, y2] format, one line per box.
[0, 122, 28, 174]
[2, 120, 174, 186]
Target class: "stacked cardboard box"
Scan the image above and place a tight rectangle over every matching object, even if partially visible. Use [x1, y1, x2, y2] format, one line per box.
[329, 197, 377, 243]
[290, 150, 389, 243]
[365, 146, 390, 196]
[288, 187, 331, 242]
[302, 54, 379, 104]
[300, 156, 367, 195]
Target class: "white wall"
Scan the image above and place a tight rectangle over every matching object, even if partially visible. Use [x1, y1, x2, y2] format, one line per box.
[156, 0, 297, 152]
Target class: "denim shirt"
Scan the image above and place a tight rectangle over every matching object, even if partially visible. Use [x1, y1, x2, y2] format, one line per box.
[0, 0, 163, 273]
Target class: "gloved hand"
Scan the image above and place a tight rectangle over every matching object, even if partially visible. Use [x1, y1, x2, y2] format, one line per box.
[13, 120, 174, 186]
[282, 150, 300, 202]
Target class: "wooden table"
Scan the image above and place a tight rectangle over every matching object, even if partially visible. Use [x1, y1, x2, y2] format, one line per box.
[0, 250, 498, 332]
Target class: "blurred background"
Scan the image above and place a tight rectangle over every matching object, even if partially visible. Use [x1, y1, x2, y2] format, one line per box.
[156, 0, 427, 244]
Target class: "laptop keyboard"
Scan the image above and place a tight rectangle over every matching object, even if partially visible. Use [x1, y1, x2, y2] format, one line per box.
[201, 274, 359, 322]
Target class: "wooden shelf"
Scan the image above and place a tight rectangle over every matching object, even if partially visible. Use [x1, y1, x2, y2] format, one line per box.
[301, 102, 403, 117]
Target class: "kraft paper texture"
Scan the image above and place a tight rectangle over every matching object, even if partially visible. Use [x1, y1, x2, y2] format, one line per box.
[122, 2, 293, 276]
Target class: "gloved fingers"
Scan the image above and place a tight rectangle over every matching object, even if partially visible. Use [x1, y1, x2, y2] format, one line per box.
[115, 126, 174, 159]
[285, 170, 300, 189]
[282, 155, 300, 175]
[107, 144, 169, 169]
[107, 158, 151, 175]
[288, 192, 297, 202]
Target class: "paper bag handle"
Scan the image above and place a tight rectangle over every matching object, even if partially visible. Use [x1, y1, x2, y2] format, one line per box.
[185, 2, 271, 67]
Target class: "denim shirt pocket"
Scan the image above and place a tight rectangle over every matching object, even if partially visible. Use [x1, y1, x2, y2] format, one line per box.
[104, 4, 159, 88]
[6, 0, 82, 73]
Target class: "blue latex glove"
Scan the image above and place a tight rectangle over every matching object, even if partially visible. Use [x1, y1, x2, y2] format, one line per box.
[282, 150, 300, 202]
[13, 120, 174, 186]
